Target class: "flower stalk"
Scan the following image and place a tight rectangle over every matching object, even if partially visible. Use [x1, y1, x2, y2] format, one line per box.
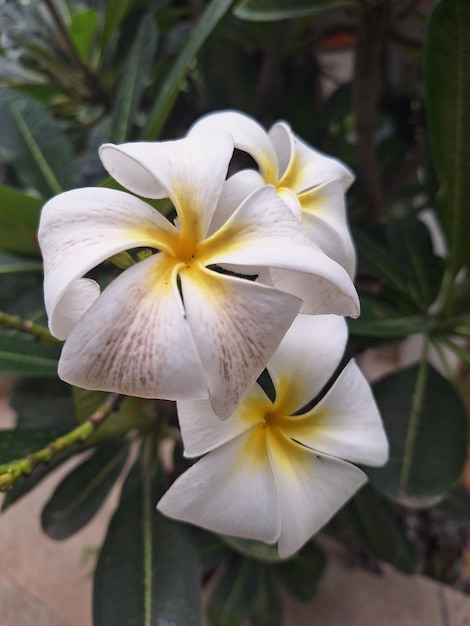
[0, 311, 62, 344]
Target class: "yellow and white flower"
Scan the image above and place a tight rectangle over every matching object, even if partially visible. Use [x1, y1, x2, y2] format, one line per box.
[39, 132, 358, 419]
[189, 110, 357, 281]
[158, 314, 388, 557]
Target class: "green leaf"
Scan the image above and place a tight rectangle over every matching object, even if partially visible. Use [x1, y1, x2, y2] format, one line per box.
[0, 427, 66, 464]
[110, 14, 157, 143]
[0, 251, 42, 274]
[349, 295, 436, 338]
[438, 487, 470, 523]
[101, 0, 134, 54]
[0, 184, 42, 256]
[274, 541, 325, 601]
[233, 0, 357, 21]
[208, 556, 281, 626]
[142, 0, 234, 139]
[345, 486, 418, 574]
[10, 377, 76, 430]
[221, 535, 283, 562]
[69, 9, 99, 62]
[93, 462, 202, 626]
[425, 0, 470, 274]
[41, 442, 129, 540]
[368, 362, 468, 507]
[0, 89, 78, 197]
[0, 333, 61, 377]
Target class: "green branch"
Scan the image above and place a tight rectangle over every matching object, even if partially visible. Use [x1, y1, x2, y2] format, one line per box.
[0, 311, 61, 344]
[0, 393, 124, 491]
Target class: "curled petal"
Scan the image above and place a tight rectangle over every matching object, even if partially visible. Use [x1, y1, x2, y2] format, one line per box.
[200, 186, 359, 318]
[157, 428, 282, 544]
[299, 179, 356, 277]
[268, 431, 367, 558]
[177, 384, 269, 457]
[51, 278, 100, 340]
[269, 122, 354, 192]
[285, 360, 389, 467]
[39, 187, 178, 337]
[180, 265, 301, 419]
[100, 132, 234, 240]
[58, 254, 208, 400]
[210, 169, 264, 235]
[267, 314, 348, 415]
[189, 110, 279, 183]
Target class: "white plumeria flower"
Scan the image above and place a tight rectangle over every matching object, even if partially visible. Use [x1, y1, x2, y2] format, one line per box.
[189, 110, 357, 281]
[158, 314, 388, 558]
[39, 132, 359, 419]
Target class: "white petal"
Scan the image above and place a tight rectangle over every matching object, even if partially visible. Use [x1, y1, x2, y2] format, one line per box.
[267, 314, 348, 415]
[39, 187, 179, 337]
[300, 179, 356, 277]
[58, 253, 208, 400]
[200, 185, 359, 317]
[100, 132, 234, 240]
[286, 360, 389, 467]
[177, 384, 269, 457]
[189, 110, 279, 183]
[269, 122, 355, 192]
[268, 431, 367, 558]
[51, 278, 100, 340]
[180, 265, 301, 419]
[157, 428, 281, 543]
[209, 169, 264, 235]
[267, 266, 359, 317]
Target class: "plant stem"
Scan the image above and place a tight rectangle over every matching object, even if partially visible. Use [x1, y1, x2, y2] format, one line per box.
[0, 393, 124, 491]
[0, 311, 62, 344]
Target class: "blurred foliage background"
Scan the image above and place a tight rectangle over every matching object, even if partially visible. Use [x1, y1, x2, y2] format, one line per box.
[0, 0, 469, 624]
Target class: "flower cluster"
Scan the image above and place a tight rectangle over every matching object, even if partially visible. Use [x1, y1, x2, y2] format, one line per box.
[39, 110, 388, 557]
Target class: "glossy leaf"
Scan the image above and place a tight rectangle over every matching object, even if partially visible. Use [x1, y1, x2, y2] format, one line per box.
[274, 541, 326, 601]
[11, 377, 76, 430]
[346, 486, 418, 574]
[41, 442, 129, 540]
[368, 362, 468, 507]
[233, 0, 357, 21]
[0, 184, 42, 256]
[0, 427, 66, 464]
[93, 462, 202, 626]
[142, 0, 234, 139]
[425, 0, 470, 274]
[349, 295, 436, 338]
[0, 89, 78, 197]
[0, 333, 61, 377]
[110, 15, 157, 143]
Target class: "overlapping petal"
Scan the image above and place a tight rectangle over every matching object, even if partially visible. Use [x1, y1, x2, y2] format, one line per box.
[157, 428, 281, 543]
[200, 186, 360, 318]
[100, 132, 234, 240]
[58, 253, 209, 400]
[180, 266, 301, 419]
[268, 431, 367, 558]
[39, 187, 179, 338]
[267, 314, 348, 415]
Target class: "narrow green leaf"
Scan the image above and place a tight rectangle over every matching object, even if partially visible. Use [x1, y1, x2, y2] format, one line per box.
[274, 541, 325, 601]
[346, 486, 418, 574]
[425, 0, 470, 274]
[0, 333, 61, 377]
[69, 9, 99, 62]
[0, 251, 42, 274]
[93, 462, 202, 626]
[221, 535, 283, 562]
[110, 15, 157, 143]
[101, 0, 134, 54]
[0, 427, 66, 464]
[11, 377, 76, 430]
[0, 184, 42, 256]
[438, 487, 470, 522]
[41, 442, 128, 540]
[142, 0, 234, 139]
[368, 362, 468, 507]
[0, 89, 78, 197]
[234, 0, 357, 21]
